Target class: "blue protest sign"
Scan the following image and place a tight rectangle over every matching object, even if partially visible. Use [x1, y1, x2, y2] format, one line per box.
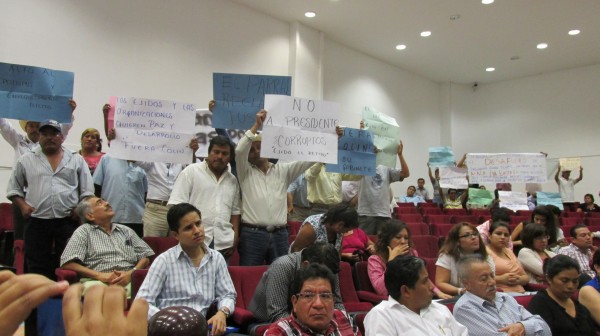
[326, 127, 376, 176]
[536, 192, 564, 210]
[429, 147, 455, 167]
[212, 73, 291, 130]
[0, 62, 74, 123]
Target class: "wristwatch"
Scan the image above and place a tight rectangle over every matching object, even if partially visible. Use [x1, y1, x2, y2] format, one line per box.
[219, 307, 230, 318]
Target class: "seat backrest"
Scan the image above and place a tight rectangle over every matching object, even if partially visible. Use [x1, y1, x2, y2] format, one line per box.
[561, 217, 584, 227]
[586, 218, 600, 226]
[395, 207, 419, 215]
[396, 202, 416, 208]
[228, 265, 269, 309]
[421, 257, 438, 283]
[421, 207, 443, 215]
[13, 239, 24, 275]
[515, 294, 534, 308]
[398, 213, 423, 223]
[354, 261, 376, 292]
[564, 211, 585, 219]
[516, 210, 533, 218]
[412, 236, 439, 258]
[0, 202, 14, 231]
[338, 261, 360, 303]
[131, 269, 149, 300]
[443, 208, 467, 216]
[406, 222, 430, 236]
[142, 237, 178, 265]
[451, 215, 478, 225]
[425, 215, 453, 225]
[510, 216, 529, 224]
[287, 221, 303, 236]
[469, 209, 491, 217]
[431, 223, 454, 237]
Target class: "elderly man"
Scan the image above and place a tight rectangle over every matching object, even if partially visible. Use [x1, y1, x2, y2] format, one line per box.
[265, 263, 360, 336]
[7, 119, 94, 279]
[364, 255, 467, 336]
[168, 135, 240, 259]
[559, 223, 596, 279]
[453, 255, 551, 336]
[60, 197, 154, 296]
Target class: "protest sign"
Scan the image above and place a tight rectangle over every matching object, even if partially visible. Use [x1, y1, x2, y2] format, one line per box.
[212, 73, 291, 130]
[362, 106, 401, 168]
[467, 153, 547, 184]
[108, 96, 196, 164]
[559, 157, 581, 171]
[429, 147, 455, 167]
[439, 167, 469, 189]
[536, 192, 564, 210]
[192, 108, 245, 158]
[261, 95, 340, 164]
[326, 127, 376, 176]
[0, 62, 74, 123]
[468, 188, 494, 208]
[498, 191, 529, 211]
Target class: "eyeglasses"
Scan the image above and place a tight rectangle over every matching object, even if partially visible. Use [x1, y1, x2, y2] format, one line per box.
[534, 235, 550, 241]
[459, 232, 479, 239]
[295, 292, 334, 302]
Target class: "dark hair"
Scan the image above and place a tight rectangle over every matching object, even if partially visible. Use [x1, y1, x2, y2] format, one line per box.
[584, 193, 595, 203]
[490, 207, 511, 222]
[148, 306, 207, 336]
[80, 128, 103, 152]
[167, 203, 201, 232]
[291, 263, 336, 301]
[376, 219, 412, 261]
[417, 178, 425, 183]
[543, 254, 580, 279]
[545, 204, 561, 216]
[521, 223, 548, 250]
[448, 188, 457, 194]
[208, 135, 234, 156]
[408, 185, 416, 190]
[301, 242, 340, 274]
[570, 223, 588, 238]
[439, 222, 488, 261]
[489, 221, 510, 235]
[384, 255, 426, 301]
[531, 206, 558, 244]
[591, 249, 600, 272]
[321, 204, 358, 230]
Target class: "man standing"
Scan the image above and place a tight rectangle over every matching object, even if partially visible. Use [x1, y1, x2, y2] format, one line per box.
[453, 255, 550, 336]
[555, 166, 583, 205]
[559, 223, 596, 279]
[304, 162, 362, 215]
[7, 119, 94, 279]
[60, 197, 154, 296]
[168, 135, 240, 259]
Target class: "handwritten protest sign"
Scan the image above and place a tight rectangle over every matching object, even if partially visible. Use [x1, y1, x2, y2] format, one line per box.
[559, 157, 581, 171]
[429, 147, 456, 167]
[466, 153, 547, 184]
[468, 188, 494, 208]
[0, 62, 74, 123]
[499, 191, 529, 211]
[439, 167, 469, 189]
[212, 73, 291, 130]
[326, 128, 376, 176]
[108, 96, 196, 164]
[362, 107, 401, 168]
[537, 192, 564, 210]
[261, 95, 339, 164]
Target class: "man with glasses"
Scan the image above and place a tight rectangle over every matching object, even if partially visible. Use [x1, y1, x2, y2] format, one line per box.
[559, 223, 596, 279]
[265, 263, 359, 336]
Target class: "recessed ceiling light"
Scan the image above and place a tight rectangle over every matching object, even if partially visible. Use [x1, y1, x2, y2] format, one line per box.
[537, 43, 548, 49]
[304, 11, 316, 18]
[486, 67, 495, 72]
[568, 29, 580, 36]
[395, 44, 407, 50]
[420, 31, 431, 37]
[482, 0, 494, 4]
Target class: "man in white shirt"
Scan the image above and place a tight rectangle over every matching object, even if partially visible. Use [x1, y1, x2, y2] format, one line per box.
[555, 166, 583, 204]
[364, 255, 467, 336]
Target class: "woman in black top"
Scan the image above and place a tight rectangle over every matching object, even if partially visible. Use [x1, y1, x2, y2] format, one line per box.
[528, 255, 597, 335]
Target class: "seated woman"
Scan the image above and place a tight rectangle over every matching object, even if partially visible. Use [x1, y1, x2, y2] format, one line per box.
[367, 220, 451, 299]
[518, 223, 556, 284]
[435, 222, 495, 296]
[578, 249, 600, 326]
[577, 194, 600, 213]
[511, 205, 564, 248]
[486, 221, 528, 293]
[340, 227, 375, 263]
[529, 255, 597, 336]
[290, 204, 358, 253]
[79, 128, 105, 175]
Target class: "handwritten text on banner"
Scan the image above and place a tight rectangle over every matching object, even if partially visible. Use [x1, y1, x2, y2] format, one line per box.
[559, 157, 581, 171]
[362, 106, 401, 168]
[326, 128, 376, 176]
[499, 191, 529, 211]
[536, 192, 564, 211]
[467, 153, 547, 184]
[0, 62, 74, 123]
[439, 167, 469, 189]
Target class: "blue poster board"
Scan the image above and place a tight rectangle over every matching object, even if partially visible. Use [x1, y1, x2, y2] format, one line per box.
[0, 62, 74, 123]
[429, 146, 455, 167]
[326, 128, 376, 176]
[212, 73, 291, 130]
[537, 192, 564, 210]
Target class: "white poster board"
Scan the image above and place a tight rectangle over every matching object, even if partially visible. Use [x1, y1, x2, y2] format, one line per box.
[439, 167, 469, 189]
[499, 191, 529, 211]
[467, 153, 547, 183]
[559, 157, 581, 171]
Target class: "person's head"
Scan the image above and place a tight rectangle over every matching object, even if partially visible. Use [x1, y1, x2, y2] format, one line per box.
[80, 128, 102, 152]
[488, 221, 511, 250]
[417, 178, 425, 189]
[531, 206, 558, 243]
[208, 99, 215, 112]
[321, 204, 358, 234]
[434, 168, 440, 179]
[290, 263, 336, 333]
[385, 255, 433, 312]
[206, 135, 233, 175]
[76, 196, 114, 225]
[148, 306, 207, 336]
[167, 203, 204, 248]
[544, 254, 580, 300]
[495, 183, 512, 191]
[590, 249, 600, 276]
[440, 222, 487, 260]
[521, 223, 550, 252]
[490, 207, 511, 223]
[38, 120, 64, 155]
[570, 223, 592, 249]
[300, 242, 340, 275]
[247, 135, 265, 166]
[447, 188, 458, 201]
[406, 186, 416, 197]
[376, 220, 411, 261]
[584, 193, 595, 205]
[479, 185, 487, 190]
[458, 255, 496, 302]
[19, 120, 41, 143]
[561, 170, 571, 179]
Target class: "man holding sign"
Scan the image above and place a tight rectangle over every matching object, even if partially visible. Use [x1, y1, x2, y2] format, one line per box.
[555, 165, 583, 204]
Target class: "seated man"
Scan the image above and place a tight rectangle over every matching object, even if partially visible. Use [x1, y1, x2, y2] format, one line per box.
[60, 196, 154, 296]
[559, 223, 596, 279]
[400, 185, 425, 205]
[136, 203, 236, 336]
[364, 255, 468, 335]
[265, 263, 360, 336]
[249, 242, 344, 323]
[453, 255, 551, 336]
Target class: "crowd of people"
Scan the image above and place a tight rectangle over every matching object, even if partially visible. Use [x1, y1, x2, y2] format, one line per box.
[1, 101, 599, 336]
